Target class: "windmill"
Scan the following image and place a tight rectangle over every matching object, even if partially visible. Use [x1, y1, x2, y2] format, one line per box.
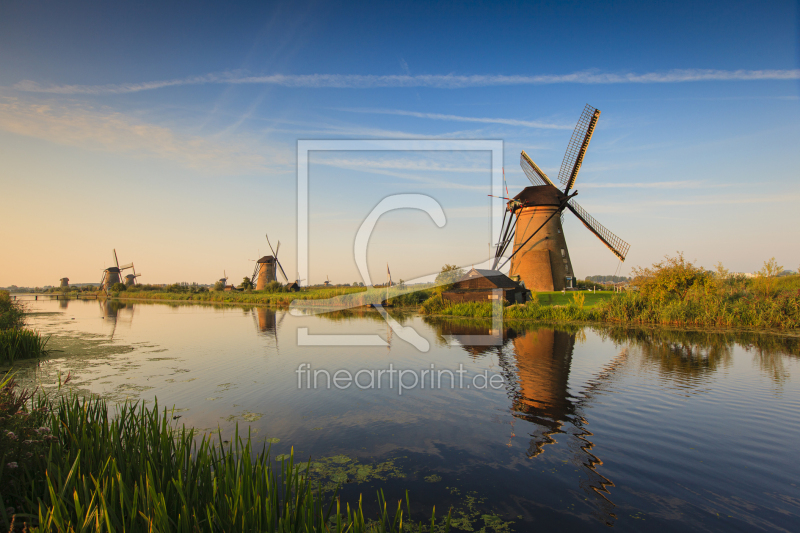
[251, 234, 288, 290]
[323, 276, 331, 287]
[219, 270, 228, 288]
[492, 104, 630, 291]
[100, 249, 141, 290]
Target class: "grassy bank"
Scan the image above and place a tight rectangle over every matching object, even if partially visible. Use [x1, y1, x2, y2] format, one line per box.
[0, 291, 50, 364]
[0, 374, 450, 532]
[114, 286, 432, 308]
[420, 258, 800, 331]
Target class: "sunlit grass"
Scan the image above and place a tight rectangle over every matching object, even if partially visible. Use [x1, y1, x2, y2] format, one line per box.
[1, 382, 451, 532]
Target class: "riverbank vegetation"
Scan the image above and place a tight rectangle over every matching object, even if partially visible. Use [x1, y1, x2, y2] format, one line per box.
[0, 374, 450, 532]
[0, 291, 50, 364]
[421, 255, 800, 331]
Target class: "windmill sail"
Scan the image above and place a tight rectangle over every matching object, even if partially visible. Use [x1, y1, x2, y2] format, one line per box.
[520, 151, 555, 186]
[558, 104, 600, 192]
[566, 199, 629, 261]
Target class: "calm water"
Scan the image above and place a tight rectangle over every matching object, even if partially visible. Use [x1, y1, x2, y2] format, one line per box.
[12, 298, 800, 532]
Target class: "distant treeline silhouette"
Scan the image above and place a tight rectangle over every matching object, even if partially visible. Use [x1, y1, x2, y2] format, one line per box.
[585, 275, 631, 283]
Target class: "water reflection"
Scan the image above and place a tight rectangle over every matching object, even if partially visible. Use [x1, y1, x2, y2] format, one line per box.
[99, 300, 134, 338]
[252, 307, 277, 335]
[426, 318, 620, 524]
[425, 317, 520, 357]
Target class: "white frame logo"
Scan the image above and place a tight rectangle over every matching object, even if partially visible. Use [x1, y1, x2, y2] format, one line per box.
[295, 140, 506, 351]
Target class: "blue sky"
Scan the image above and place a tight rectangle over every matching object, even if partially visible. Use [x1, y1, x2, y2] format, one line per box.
[1, 0, 798, 286]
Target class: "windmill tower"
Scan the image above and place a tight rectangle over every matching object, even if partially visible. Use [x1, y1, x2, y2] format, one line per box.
[493, 105, 630, 291]
[100, 249, 141, 290]
[59, 277, 70, 289]
[251, 234, 288, 290]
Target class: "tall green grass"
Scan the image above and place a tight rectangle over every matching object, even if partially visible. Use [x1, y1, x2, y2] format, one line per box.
[419, 268, 800, 330]
[0, 291, 50, 363]
[0, 328, 50, 363]
[2, 387, 450, 532]
[595, 284, 800, 329]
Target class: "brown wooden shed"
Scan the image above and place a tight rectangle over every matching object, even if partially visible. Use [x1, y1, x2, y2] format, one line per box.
[442, 268, 530, 304]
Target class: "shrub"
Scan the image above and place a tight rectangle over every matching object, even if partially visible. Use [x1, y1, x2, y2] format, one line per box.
[110, 282, 127, 292]
[419, 294, 446, 314]
[0, 291, 24, 331]
[631, 252, 711, 303]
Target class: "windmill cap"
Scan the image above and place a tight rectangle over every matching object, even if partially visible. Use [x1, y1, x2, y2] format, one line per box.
[257, 255, 275, 263]
[105, 267, 121, 273]
[513, 185, 566, 206]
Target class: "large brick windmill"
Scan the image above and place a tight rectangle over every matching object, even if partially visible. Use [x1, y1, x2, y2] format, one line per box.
[492, 104, 630, 291]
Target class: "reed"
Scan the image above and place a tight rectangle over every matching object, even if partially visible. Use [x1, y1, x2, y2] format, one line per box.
[0, 329, 50, 364]
[1, 384, 450, 532]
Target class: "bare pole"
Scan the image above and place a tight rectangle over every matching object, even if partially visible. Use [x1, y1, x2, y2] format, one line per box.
[497, 191, 578, 271]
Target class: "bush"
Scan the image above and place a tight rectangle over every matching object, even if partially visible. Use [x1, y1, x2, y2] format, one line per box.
[110, 282, 127, 292]
[631, 252, 711, 303]
[0, 291, 24, 331]
[419, 294, 446, 314]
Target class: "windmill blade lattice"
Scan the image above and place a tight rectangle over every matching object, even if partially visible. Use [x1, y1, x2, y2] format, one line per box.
[520, 151, 555, 186]
[566, 199, 630, 261]
[558, 104, 600, 193]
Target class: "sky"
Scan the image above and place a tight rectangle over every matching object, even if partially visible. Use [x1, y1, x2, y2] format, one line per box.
[1, 0, 798, 286]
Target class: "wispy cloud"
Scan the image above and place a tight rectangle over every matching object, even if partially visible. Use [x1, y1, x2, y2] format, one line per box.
[0, 95, 290, 173]
[314, 157, 489, 173]
[338, 108, 571, 129]
[580, 180, 701, 189]
[577, 193, 800, 214]
[13, 69, 799, 95]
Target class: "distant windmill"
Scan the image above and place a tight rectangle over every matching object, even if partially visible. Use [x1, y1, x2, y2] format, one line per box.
[219, 270, 228, 287]
[59, 277, 69, 289]
[251, 234, 288, 289]
[492, 104, 630, 291]
[323, 276, 331, 287]
[100, 249, 141, 290]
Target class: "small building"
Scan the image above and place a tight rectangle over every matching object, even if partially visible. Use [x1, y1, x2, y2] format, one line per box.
[287, 281, 300, 292]
[442, 268, 530, 304]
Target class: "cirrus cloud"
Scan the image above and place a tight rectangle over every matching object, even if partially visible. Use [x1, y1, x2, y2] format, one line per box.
[12, 68, 800, 95]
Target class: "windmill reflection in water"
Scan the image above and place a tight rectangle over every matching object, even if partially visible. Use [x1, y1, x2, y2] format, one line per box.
[99, 300, 135, 340]
[431, 320, 623, 524]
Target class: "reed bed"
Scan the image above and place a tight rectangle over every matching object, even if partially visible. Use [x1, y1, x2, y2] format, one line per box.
[0, 291, 50, 363]
[0, 328, 50, 363]
[1, 379, 450, 532]
[419, 279, 800, 331]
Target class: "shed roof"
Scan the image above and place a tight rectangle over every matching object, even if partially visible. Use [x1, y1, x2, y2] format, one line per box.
[454, 268, 522, 289]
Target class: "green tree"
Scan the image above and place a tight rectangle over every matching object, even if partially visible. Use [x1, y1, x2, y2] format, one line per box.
[240, 277, 254, 290]
[756, 257, 783, 297]
[631, 252, 709, 303]
[435, 265, 464, 285]
[433, 264, 465, 293]
[213, 280, 225, 291]
[110, 283, 127, 292]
